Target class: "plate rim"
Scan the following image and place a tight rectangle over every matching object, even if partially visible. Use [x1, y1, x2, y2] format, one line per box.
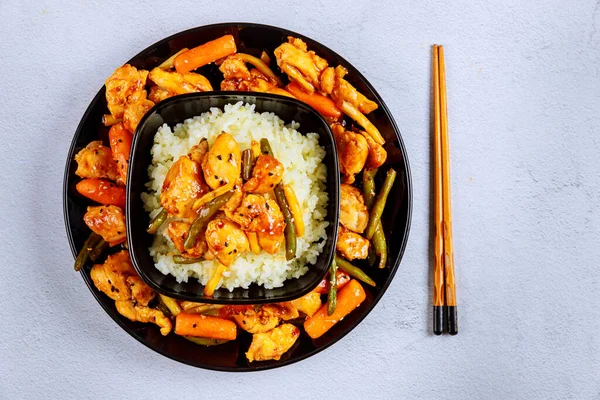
[62, 21, 413, 372]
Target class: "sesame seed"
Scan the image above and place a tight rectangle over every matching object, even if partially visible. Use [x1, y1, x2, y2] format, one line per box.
[217, 155, 222, 160]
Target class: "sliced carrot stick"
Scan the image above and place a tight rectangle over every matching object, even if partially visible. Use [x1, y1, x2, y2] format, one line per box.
[304, 279, 366, 339]
[108, 123, 133, 184]
[76, 179, 126, 208]
[174, 35, 237, 73]
[286, 81, 342, 119]
[282, 184, 304, 236]
[175, 312, 237, 340]
[313, 269, 351, 294]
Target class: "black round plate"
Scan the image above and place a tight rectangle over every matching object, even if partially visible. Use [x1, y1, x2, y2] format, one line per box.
[63, 22, 412, 371]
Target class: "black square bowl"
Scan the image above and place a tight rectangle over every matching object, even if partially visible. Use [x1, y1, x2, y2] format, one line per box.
[126, 92, 340, 304]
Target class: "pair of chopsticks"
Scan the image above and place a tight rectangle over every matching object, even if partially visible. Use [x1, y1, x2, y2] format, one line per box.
[432, 45, 458, 335]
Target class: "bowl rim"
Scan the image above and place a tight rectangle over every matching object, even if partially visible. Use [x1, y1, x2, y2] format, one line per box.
[126, 91, 340, 304]
[62, 22, 412, 372]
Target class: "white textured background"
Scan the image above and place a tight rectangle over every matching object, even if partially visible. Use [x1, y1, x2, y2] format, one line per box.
[1, 0, 599, 398]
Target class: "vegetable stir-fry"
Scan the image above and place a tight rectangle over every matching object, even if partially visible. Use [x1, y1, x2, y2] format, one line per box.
[72, 34, 397, 363]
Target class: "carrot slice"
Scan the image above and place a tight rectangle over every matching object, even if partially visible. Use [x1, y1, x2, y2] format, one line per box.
[174, 35, 237, 73]
[76, 179, 126, 208]
[108, 123, 133, 184]
[286, 81, 342, 119]
[175, 312, 237, 340]
[304, 279, 366, 339]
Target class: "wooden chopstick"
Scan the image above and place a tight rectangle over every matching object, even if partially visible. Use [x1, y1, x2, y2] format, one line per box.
[439, 45, 458, 335]
[432, 45, 445, 335]
[432, 45, 458, 335]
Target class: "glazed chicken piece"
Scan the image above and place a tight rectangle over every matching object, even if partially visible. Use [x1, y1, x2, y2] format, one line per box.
[201, 132, 242, 190]
[122, 95, 155, 133]
[340, 184, 369, 233]
[221, 66, 293, 97]
[322, 65, 382, 144]
[266, 303, 299, 321]
[205, 218, 249, 266]
[357, 130, 387, 168]
[256, 199, 286, 254]
[90, 250, 137, 301]
[148, 85, 175, 103]
[167, 220, 207, 258]
[187, 139, 209, 164]
[336, 225, 370, 261]
[105, 64, 149, 119]
[90, 250, 172, 335]
[115, 300, 172, 336]
[243, 154, 284, 194]
[219, 55, 252, 80]
[233, 306, 280, 334]
[160, 155, 209, 218]
[246, 323, 300, 362]
[148, 68, 213, 95]
[274, 37, 328, 93]
[290, 291, 322, 317]
[332, 124, 368, 184]
[74, 141, 121, 183]
[229, 194, 267, 231]
[222, 178, 244, 215]
[83, 205, 127, 246]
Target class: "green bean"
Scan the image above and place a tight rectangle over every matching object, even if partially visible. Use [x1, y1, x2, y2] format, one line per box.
[260, 138, 297, 260]
[173, 255, 204, 264]
[367, 247, 376, 267]
[184, 336, 230, 346]
[89, 239, 108, 262]
[242, 149, 253, 181]
[373, 224, 388, 269]
[334, 255, 376, 287]
[184, 190, 235, 249]
[155, 296, 173, 318]
[147, 208, 167, 234]
[364, 169, 396, 240]
[362, 168, 378, 208]
[74, 233, 102, 271]
[327, 259, 337, 316]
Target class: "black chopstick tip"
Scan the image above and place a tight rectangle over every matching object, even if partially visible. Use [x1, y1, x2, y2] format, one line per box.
[433, 306, 444, 335]
[447, 306, 458, 335]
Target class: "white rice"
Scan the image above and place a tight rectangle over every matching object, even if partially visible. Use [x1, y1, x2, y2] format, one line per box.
[141, 102, 328, 291]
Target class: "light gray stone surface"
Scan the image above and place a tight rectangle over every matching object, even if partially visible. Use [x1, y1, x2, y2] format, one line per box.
[1, 0, 599, 398]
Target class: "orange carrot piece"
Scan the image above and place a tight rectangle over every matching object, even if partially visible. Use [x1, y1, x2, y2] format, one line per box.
[175, 312, 237, 340]
[108, 123, 133, 184]
[313, 270, 351, 294]
[76, 179, 126, 208]
[286, 81, 342, 119]
[174, 35, 237, 73]
[304, 279, 366, 339]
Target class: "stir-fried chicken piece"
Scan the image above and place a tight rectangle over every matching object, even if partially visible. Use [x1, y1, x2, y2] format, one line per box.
[83, 205, 127, 246]
[256, 199, 286, 254]
[148, 68, 213, 95]
[123, 96, 155, 133]
[268, 303, 299, 321]
[74, 141, 121, 183]
[229, 194, 267, 231]
[91, 250, 172, 336]
[340, 184, 369, 233]
[233, 306, 280, 334]
[323, 65, 383, 144]
[115, 300, 172, 336]
[221, 65, 292, 97]
[336, 225, 369, 261]
[90, 250, 136, 301]
[105, 64, 149, 119]
[219, 55, 252, 80]
[222, 178, 244, 215]
[290, 291, 322, 317]
[201, 132, 242, 190]
[205, 218, 249, 266]
[246, 323, 300, 362]
[243, 154, 284, 194]
[187, 139, 209, 164]
[274, 37, 328, 93]
[332, 124, 368, 184]
[167, 220, 207, 258]
[148, 85, 175, 103]
[357, 130, 387, 168]
[160, 155, 209, 218]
